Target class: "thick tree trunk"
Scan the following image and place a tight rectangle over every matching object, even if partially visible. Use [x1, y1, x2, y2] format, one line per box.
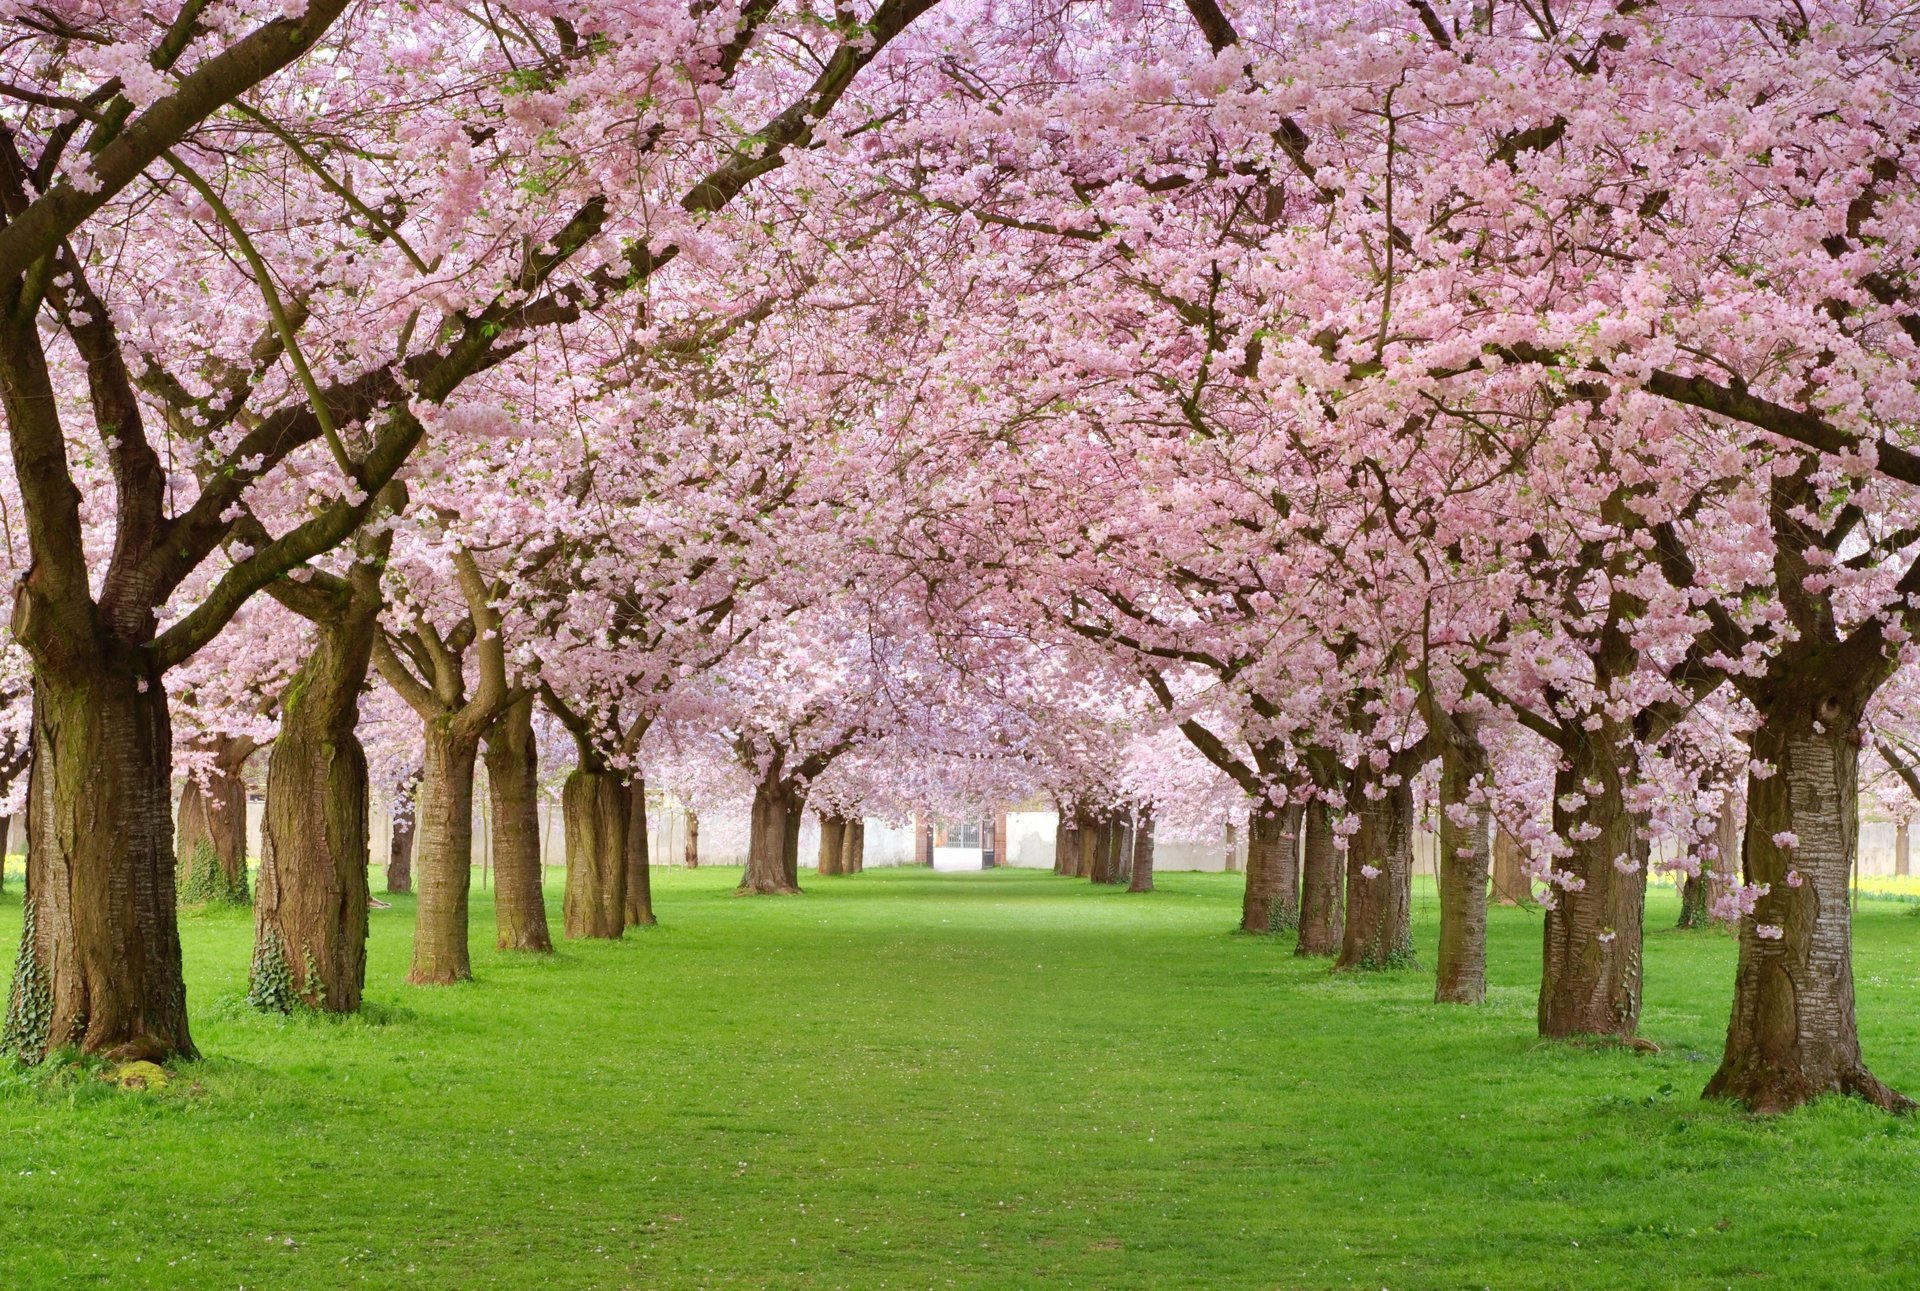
[1240, 804, 1301, 934]
[1296, 802, 1343, 957]
[1537, 723, 1647, 1038]
[683, 809, 699, 868]
[386, 772, 417, 894]
[1053, 811, 1071, 875]
[818, 814, 846, 876]
[1489, 825, 1530, 906]
[741, 775, 801, 894]
[1897, 821, 1910, 879]
[562, 765, 627, 940]
[483, 695, 551, 953]
[176, 741, 251, 906]
[3, 669, 193, 1063]
[251, 611, 375, 1014]
[845, 816, 864, 872]
[1337, 767, 1417, 971]
[624, 775, 655, 927]
[1110, 815, 1134, 886]
[1127, 808, 1156, 892]
[1677, 868, 1711, 929]
[1704, 716, 1909, 1113]
[408, 721, 480, 984]
[1434, 750, 1491, 1005]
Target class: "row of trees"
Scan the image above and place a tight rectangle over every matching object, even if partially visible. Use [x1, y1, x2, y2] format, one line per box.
[4, 0, 1920, 1118]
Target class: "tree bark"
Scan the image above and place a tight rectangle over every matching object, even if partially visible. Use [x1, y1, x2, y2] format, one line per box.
[1704, 717, 1910, 1113]
[1434, 740, 1491, 1005]
[1537, 722, 1647, 1038]
[1489, 824, 1531, 906]
[683, 808, 699, 868]
[1053, 810, 1071, 875]
[176, 738, 252, 906]
[562, 763, 627, 940]
[408, 720, 480, 984]
[845, 816, 864, 872]
[818, 813, 847, 876]
[1296, 802, 1343, 957]
[741, 773, 802, 894]
[1898, 821, 1910, 879]
[483, 694, 551, 953]
[3, 670, 193, 1063]
[1337, 762, 1417, 971]
[1240, 804, 1301, 933]
[1127, 808, 1156, 892]
[625, 775, 656, 927]
[251, 595, 377, 1013]
[1110, 815, 1134, 886]
[386, 774, 417, 895]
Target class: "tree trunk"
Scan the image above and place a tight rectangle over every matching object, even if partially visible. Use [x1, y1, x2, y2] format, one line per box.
[1708, 797, 1741, 921]
[1240, 804, 1301, 934]
[1224, 819, 1241, 873]
[386, 772, 417, 894]
[561, 764, 627, 939]
[1897, 821, 1910, 879]
[483, 695, 551, 953]
[683, 809, 699, 868]
[818, 814, 846, 876]
[1537, 723, 1647, 1038]
[3, 669, 193, 1063]
[625, 775, 656, 927]
[741, 775, 801, 894]
[1127, 808, 1156, 892]
[1489, 824, 1530, 906]
[1053, 811, 1071, 875]
[176, 741, 251, 906]
[845, 816, 864, 872]
[408, 720, 480, 984]
[1110, 815, 1134, 886]
[1337, 765, 1417, 971]
[0, 813, 7, 895]
[1434, 742, 1491, 1005]
[251, 605, 376, 1014]
[1296, 802, 1343, 957]
[1704, 715, 1909, 1113]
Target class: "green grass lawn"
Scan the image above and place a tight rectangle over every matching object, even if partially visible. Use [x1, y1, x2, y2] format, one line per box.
[3, 866, 1920, 1289]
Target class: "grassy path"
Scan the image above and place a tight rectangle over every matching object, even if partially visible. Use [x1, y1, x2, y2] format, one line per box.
[4, 867, 1920, 1288]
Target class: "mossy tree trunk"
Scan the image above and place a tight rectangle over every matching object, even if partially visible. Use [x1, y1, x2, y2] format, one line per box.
[483, 694, 551, 953]
[1537, 719, 1647, 1039]
[4, 669, 192, 1063]
[561, 750, 627, 940]
[1337, 753, 1419, 971]
[1241, 803, 1301, 934]
[1705, 689, 1909, 1112]
[176, 736, 254, 906]
[251, 556, 384, 1014]
[1296, 802, 1343, 957]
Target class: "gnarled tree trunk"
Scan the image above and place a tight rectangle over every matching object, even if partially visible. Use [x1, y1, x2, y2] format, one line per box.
[3, 669, 192, 1063]
[252, 599, 376, 1014]
[741, 773, 802, 894]
[484, 695, 550, 953]
[176, 738, 252, 906]
[1296, 802, 1343, 957]
[409, 720, 480, 984]
[1240, 804, 1301, 934]
[625, 775, 655, 927]
[1337, 763, 1417, 971]
[1127, 808, 1156, 893]
[562, 760, 627, 940]
[1705, 710, 1908, 1113]
[1538, 722, 1646, 1038]
[386, 770, 418, 895]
